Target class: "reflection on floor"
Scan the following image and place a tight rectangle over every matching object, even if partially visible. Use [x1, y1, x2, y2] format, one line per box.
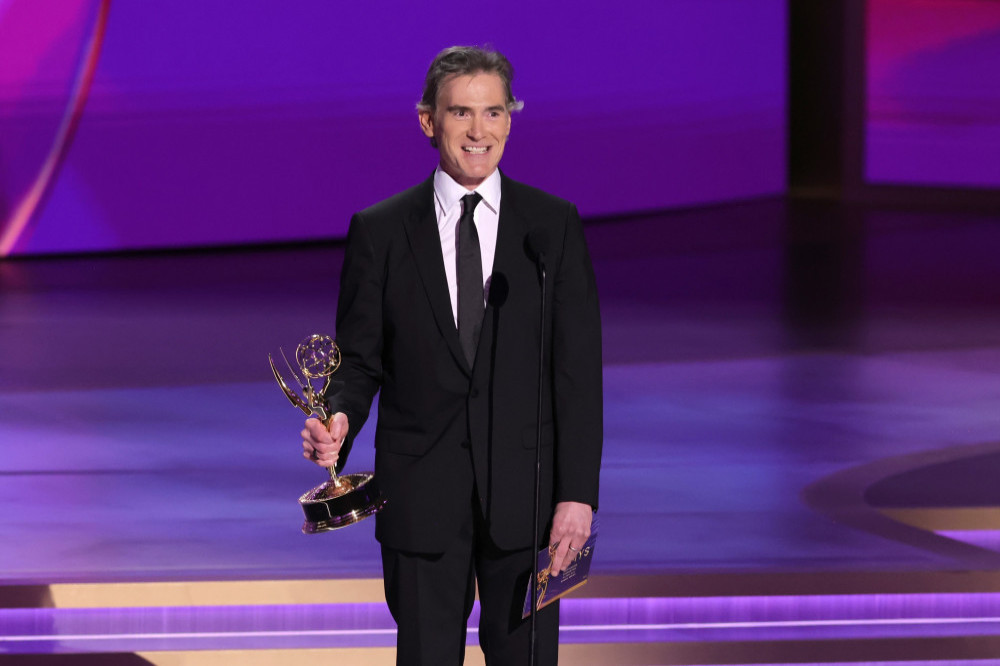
[2, 196, 1000, 664]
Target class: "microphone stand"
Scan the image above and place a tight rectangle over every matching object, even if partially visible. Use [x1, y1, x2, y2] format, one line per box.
[530, 253, 546, 666]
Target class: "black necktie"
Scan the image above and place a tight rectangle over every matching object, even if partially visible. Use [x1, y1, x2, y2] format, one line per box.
[457, 192, 484, 367]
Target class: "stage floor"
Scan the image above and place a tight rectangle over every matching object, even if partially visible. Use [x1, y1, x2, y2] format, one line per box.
[3, 197, 1000, 585]
[0, 200, 1000, 666]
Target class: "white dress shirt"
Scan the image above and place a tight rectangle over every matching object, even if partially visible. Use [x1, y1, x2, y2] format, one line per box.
[433, 167, 501, 327]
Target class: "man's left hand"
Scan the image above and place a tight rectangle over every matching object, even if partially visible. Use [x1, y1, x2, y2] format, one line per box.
[547, 501, 593, 576]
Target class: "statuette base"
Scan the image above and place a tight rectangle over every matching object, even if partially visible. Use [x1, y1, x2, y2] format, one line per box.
[299, 472, 386, 534]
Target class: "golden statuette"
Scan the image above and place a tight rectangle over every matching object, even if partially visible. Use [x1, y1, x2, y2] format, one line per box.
[269, 334, 385, 534]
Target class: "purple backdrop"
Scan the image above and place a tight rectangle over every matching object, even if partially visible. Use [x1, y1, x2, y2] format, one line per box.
[1, 1, 786, 256]
[866, 0, 1000, 188]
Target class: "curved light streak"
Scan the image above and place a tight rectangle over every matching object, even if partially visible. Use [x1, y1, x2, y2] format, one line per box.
[0, 0, 110, 257]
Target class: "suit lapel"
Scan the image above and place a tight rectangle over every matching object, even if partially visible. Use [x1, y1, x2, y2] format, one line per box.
[474, 175, 528, 373]
[402, 177, 472, 376]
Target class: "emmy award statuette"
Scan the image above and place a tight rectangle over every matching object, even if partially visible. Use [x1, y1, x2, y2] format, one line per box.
[269, 334, 385, 534]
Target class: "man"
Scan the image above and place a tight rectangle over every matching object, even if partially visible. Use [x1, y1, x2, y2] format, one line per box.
[301, 46, 602, 665]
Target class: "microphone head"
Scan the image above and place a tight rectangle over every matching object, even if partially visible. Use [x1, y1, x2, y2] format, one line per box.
[487, 273, 509, 307]
[524, 228, 550, 264]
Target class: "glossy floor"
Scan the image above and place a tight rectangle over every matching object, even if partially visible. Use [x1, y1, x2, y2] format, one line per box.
[2, 196, 999, 585]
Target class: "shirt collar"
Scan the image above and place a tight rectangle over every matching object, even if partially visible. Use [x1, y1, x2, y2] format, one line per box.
[433, 168, 501, 216]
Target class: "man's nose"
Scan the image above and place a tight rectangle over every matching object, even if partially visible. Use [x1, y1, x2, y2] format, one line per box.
[468, 116, 485, 139]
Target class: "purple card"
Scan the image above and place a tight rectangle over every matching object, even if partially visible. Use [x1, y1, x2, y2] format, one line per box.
[522, 516, 598, 618]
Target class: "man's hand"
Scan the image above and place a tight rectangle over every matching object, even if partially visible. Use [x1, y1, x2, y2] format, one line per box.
[547, 501, 593, 576]
[301, 412, 349, 469]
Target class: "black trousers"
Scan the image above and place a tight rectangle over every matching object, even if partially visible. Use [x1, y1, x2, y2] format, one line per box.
[380, 495, 560, 665]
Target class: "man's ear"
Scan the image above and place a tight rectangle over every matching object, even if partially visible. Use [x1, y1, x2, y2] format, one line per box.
[418, 110, 435, 139]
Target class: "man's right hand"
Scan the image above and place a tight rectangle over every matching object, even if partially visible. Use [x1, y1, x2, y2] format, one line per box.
[301, 412, 349, 469]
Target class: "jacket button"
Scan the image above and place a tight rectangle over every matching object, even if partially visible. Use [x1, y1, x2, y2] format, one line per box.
[460, 440, 470, 449]
[470, 388, 480, 398]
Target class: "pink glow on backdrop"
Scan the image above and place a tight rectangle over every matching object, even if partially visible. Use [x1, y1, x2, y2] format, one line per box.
[867, 0, 1000, 85]
[0, 0, 93, 95]
[866, 0, 1000, 187]
[0, 0, 106, 256]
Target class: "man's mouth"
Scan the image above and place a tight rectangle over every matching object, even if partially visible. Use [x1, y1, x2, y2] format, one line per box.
[463, 146, 489, 154]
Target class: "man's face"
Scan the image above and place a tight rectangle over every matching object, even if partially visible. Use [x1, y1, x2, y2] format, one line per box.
[419, 72, 511, 189]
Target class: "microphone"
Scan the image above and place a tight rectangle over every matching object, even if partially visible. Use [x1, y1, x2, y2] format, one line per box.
[487, 273, 509, 307]
[525, 228, 550, 273]
[525, 227, 549, 666]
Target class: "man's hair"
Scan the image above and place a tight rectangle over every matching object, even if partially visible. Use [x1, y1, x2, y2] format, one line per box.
[417, 45, 525, 114]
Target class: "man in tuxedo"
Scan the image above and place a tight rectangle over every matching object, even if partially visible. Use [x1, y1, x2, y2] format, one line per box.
[301, 45, 602, 665]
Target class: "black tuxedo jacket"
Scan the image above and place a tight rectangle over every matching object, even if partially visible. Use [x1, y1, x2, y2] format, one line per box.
[329, 172, 602, 553]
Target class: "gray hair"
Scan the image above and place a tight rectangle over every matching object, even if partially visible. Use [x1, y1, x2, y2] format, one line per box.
[417, 45, 525, 114]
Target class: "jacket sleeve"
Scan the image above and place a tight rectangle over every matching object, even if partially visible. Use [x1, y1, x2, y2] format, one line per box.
[551, 203, 603, 510]
[326, 211, 384, 472]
